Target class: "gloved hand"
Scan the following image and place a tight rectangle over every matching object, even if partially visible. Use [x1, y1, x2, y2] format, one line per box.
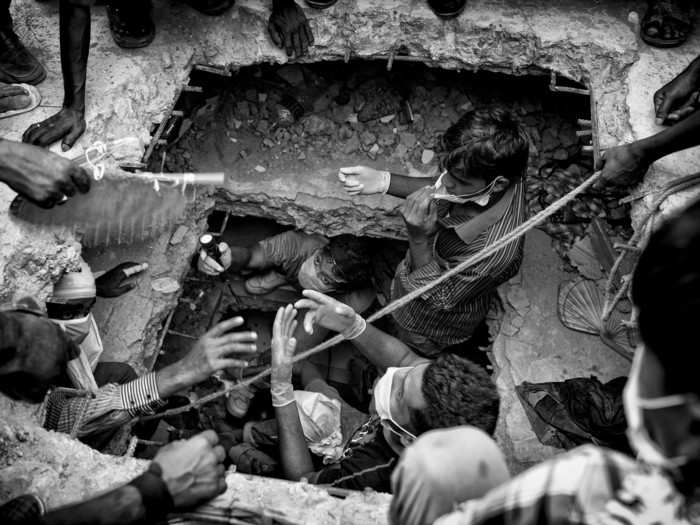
[338, 166, 391, 195]
[268, 0, 314, 58]
[293, 289, 366, 339]
[96, 262, 148, 298]
[270, 304, 298, 407]
[22, 107, 86, 152]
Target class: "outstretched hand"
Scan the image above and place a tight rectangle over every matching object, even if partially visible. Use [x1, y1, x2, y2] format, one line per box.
[271, 304, 298, 387]
[338, 166, 391, 195]
[0, 140, 91, 208]
[268, 0, 314, 57]
[23, 107, 86, 152]
[96, 262, 148, 298]
[293, 289, 356, 335]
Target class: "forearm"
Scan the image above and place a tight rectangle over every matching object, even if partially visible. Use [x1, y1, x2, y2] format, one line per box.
[155, 364, 196, 399]
[59, 0, 90, 112]
[388, 173, 437, 198]
[407, 235, 434, 270]
[275, 401, 315, 480]
[43, 464, 172, 525]
[634, 109, 700, 162]
[350, 325, 426, 370]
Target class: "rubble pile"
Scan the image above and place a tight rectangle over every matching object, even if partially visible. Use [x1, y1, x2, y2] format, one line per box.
[155, 61, 631, 266]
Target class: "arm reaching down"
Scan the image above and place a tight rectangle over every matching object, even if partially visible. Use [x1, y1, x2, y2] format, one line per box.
[268, 0, 314, 58]
[338, 166, 437, 198]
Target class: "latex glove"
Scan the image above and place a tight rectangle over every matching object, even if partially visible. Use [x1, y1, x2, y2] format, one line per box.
[96, 262, 148, 298]
[153, 430, 227, 508]
[338, 166, 391, 195]
[294, 289, 357, 335]
[176, 317, 258, 385]
[595, 143, 651, 188]
[591, 471, 689, 525]
[198, 243, 233, 276]
[0, 84, 31, 113]
[22, 107, 86, 151]
[0, 139, 91, 208]
[401, 186, 439, 239]
[270, 304, 298, 406]
[654, 60, 700, 125]
[268, 0, 314, 58]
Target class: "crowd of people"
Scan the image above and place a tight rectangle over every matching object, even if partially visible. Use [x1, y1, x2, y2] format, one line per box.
[2, 1, 700, 525]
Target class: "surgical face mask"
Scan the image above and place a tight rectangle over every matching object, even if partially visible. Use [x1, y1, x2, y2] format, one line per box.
[432, 171, 502, 207]
[53, 313, 104, 371]
[373, 367, 416, 442]
[298, 252, 336, 293]
[624, 346, 691, 469]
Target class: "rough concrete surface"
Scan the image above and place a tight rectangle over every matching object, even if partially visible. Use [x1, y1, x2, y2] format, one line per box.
[493, 230, 631, 474]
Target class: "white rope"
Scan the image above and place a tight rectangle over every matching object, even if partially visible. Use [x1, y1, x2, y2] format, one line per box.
[139, 169, 604, 422]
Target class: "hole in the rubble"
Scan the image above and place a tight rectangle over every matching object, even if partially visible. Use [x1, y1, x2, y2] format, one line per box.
[146, 60, 632, 262]
[138, 59, 634, 472]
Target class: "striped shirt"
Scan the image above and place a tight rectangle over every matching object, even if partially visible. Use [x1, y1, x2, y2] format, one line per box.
[43, 372, 165, 437]
[391, 180, 526, 349]
[435, 445, 700, 525]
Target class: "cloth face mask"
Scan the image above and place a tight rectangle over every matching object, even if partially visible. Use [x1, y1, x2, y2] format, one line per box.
[432, 170, 500, 207]
[53, 313, 104, 371]
[624, 346, 691, 470]
[373, 367, 417, 441]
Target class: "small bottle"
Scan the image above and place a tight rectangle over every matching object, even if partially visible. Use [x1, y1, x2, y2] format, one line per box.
[200, 233, 222, 265]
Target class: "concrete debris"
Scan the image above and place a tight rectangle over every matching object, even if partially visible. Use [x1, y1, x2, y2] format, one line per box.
[169, 225, 189, 245]
[421, 149, 435, 164]
[254, 165, 267, 173]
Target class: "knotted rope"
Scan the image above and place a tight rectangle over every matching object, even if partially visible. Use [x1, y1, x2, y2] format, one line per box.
[139, 169, 604, 422]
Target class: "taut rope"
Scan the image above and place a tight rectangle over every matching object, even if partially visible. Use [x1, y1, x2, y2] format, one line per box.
[140, 170, 604, 422]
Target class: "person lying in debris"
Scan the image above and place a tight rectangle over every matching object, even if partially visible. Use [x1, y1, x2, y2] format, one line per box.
[599, 52, 700, 187]
[412, 197, 700, 525]
[198, 230, 373, 296]
[263, 292, 499, 492]
[0, 138, 91, 208]
[0, 278, 258, 450]
[338, 108, 530, 356]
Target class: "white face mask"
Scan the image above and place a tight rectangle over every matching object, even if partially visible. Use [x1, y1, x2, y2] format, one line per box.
[53, 313, 104, 371]
[624, 346, 690, 469]
[297, 254, 334, 293]
[373, 367, 416, 442]
[432, 170, 501, 207]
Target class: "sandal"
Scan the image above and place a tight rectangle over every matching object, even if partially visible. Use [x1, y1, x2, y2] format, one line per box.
[183, 0, 236, 17]
[641, 0, 692, 48]
[106, 0, 156, 49]
[427, 0, 467, 19]
[305, 0, 339, 8]
[0, 83, 40, 119]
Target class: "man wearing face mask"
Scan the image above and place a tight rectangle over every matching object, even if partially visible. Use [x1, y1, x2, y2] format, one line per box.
[4, 262, 260, 450]
[0, 298, 233, 525]
[267, 292, 500, 493]
[424, 198, 700, 525]
[338, 108, 530, 356]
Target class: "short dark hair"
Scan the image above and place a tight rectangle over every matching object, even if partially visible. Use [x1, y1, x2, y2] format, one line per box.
[441, 107, 530, 184]
[327, 235, 373, 287]
[410, 354, 499, 436]
[632, 198, 700, 395]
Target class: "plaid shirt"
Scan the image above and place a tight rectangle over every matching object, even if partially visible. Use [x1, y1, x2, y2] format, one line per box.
[43, 372, 165, 437]
[391, 180, 525, 347]
[435, 445, 700, 525]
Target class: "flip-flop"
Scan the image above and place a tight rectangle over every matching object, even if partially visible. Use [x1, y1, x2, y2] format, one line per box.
[0, 83, 40, 120]
[641, 0, 692, 48]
